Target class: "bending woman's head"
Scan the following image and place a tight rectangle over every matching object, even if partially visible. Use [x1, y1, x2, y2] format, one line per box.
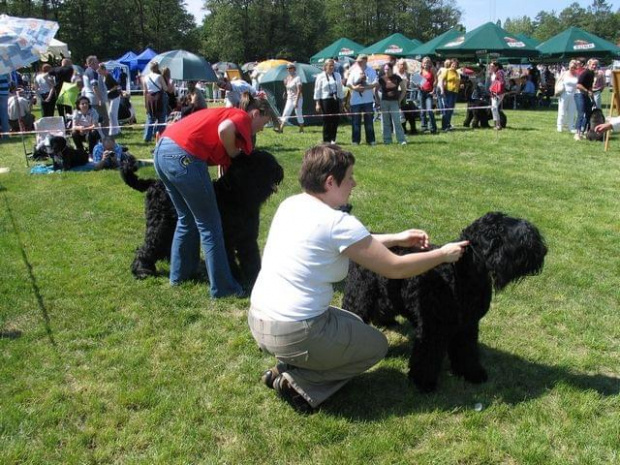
[299, 144, 356, 194]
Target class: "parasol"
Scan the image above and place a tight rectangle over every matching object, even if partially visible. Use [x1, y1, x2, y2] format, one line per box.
[149, 50, 218, 82]
[0, 14, 59, 74]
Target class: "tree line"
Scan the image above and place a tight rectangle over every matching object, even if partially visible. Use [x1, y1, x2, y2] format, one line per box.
[0, 0, 618, 66]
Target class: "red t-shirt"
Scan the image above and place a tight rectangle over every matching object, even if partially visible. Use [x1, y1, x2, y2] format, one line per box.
[162, 107, 253, 168]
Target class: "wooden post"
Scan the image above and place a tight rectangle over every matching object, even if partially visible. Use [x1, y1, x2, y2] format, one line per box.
[605, 70, 620, 152]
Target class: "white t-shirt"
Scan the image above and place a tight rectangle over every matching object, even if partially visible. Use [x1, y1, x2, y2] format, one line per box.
[251, 193, 370, 321]
[347, 64, 378, 106]
[284, 75, 302, 100]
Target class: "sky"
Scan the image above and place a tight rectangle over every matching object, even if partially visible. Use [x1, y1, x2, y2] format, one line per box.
[185, 0, 620, 31]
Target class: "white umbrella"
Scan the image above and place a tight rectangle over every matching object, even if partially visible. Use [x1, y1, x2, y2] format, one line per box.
[0, 14, 59, 73]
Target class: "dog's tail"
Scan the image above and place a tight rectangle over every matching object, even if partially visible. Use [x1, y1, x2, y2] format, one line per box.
[120, 154, 158, 193]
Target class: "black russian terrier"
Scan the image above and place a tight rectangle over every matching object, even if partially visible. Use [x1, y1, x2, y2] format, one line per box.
[36, 135, 89, 171]
[342, 212, 547, 393]
[120, 151, 284, 289]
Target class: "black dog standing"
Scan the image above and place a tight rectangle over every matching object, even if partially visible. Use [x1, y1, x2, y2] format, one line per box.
[342, 212, 547, 393]
[121, 151, 283, 290]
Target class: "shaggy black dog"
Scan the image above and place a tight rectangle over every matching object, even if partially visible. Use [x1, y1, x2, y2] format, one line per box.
[342, 212, 547, 393]
[120, 150, 284, 289]
[586, 108, 605, 141]
[45, 136, 89, 170]
[463, 97, 507, 129]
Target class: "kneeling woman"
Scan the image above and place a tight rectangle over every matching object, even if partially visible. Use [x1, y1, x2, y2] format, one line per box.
[249, 144, 469, 413]
[154, 95, 272, 298]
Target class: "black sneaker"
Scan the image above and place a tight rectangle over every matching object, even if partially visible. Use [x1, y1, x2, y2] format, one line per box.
[261, 362, 290, 389]
[273, 375, 315, 415]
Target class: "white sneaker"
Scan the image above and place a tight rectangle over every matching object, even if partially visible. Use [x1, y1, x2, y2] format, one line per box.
[574, 132, 582, 141]
[557, 128, 562, 133]
[400, 141, 407, 145]
[570, 129, 577, 134]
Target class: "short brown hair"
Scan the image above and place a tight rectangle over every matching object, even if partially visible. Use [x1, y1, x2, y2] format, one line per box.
[299, 144, 355, 194]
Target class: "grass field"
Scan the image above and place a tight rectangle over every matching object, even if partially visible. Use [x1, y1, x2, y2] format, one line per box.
[1, 101, 619, 464]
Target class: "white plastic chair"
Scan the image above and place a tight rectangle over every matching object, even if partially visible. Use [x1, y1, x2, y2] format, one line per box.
[24, 117, 67, 166]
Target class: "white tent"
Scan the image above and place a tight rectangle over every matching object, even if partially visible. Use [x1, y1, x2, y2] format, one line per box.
[104, 60, 131, 92]
[40, 38, 71, 61]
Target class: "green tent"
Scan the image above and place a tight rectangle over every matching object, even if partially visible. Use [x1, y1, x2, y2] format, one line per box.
[536, 26, 620, 60]
[515, 33, 540, 48]
[360, 33, 422, 57]
[310, 38, 365, 64]
[258, 63, 322, 126]
[406, 29, 463, 59]
[436, 22, 540, 60]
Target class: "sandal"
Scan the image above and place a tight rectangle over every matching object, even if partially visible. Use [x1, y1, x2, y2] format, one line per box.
[272, 375, 315, 415]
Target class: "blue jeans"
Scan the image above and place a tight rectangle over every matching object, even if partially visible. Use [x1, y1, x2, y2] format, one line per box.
[441, 91, 457, 130]
[0, 94, 9, 139]
[143, 103, 166, 142]
[574, 92, 592, 134]
[419, 90, 436, 132]
[351, 102, 375, 144]
[153, 137, 242, 298]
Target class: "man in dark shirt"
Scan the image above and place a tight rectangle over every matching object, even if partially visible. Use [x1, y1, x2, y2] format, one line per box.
[574, 58, 598, 140]
[48, 58, 74, 119]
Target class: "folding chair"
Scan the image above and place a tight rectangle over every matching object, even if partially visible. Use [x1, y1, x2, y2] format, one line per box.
[24, 116, 67, 166]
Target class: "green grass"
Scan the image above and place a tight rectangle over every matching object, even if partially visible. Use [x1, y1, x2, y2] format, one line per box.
[1, 101, 619, 464]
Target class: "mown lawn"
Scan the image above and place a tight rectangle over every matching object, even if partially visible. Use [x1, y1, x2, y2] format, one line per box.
[1, 100, 618, 464]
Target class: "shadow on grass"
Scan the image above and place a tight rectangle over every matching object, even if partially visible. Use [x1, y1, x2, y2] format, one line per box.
[0, 329, 22, 339]
[324, 344, 619, 420]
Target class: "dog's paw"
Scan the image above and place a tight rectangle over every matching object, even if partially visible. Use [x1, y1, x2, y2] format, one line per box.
[409, 373, 437, 393]
[459, 367, 488, 384]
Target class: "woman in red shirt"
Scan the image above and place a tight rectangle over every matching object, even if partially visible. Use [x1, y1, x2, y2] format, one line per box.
[154, 96, 272, 297]
[419, 56, 437, 134]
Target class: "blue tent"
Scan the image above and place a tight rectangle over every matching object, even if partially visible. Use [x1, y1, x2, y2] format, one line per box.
[135, 47, 158, 72]
[117, 51, 138, 71]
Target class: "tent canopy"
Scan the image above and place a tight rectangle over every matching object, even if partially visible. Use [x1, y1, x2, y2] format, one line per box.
[40, 38, 70, 60]
[259, 63, 321, 126]
[310, 38, 365, 64]
[436, 22, 540, 59]
[360, 33, 422, 57]
[536, 26, 620, 60]
[135, 47, 158, 72]
[406, 29, 462, 59]
[103, 60, 131, 91]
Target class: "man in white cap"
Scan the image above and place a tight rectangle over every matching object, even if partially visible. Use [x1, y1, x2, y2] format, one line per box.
[347, 54, 378, 145]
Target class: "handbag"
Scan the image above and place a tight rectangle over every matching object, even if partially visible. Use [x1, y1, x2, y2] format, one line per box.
[490, 72, 505, 94]
[554, 72, 565, 97]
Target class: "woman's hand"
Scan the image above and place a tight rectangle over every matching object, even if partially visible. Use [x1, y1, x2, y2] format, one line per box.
[595, 122, 612, 134]
[393, 229, 430, 249]
[439, 241, 469, 263]
[315, 102, 321, 113]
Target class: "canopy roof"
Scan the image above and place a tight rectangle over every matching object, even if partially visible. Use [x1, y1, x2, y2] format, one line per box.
[360, 33, 422, 57]
[536, 26, 620, 60]
[310, 38, 365, 64]
[406, 29, 462, 59]
[436, 22, 540, 59]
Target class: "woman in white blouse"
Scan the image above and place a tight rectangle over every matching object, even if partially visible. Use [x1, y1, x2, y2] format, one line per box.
[278, 63, 304, 132]
[557, 60, 580, 133]
[313, 59, 345, 143]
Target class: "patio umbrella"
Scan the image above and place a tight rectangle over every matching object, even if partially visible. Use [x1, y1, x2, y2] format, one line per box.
[310, 37, 365, 64]
[255, 59, 292, 73]
[537, 26, 620, 60]
[436, 22, 540, 60]
[39, 38, 70, 61]
[149, 49, 218, 82]
[258, 63, 321, 85]
[56, 81, 80, 108]
[212, 61, 239, 74]
[0, 14, 59, 74]
[406, 29, 463, 59]
[366, 54, 392, 69]
[241, 61, 258, 72]
[360, 33, 422, 57]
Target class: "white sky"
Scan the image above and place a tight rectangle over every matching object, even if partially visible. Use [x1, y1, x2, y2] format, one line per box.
[185, 0, 620, 33]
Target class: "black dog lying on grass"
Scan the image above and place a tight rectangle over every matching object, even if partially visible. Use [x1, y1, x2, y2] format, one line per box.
[120, 150, 284, 289]
[34, 136, 89, 171]
[342, 212, 547, 393]
[586, 108, 605, 142]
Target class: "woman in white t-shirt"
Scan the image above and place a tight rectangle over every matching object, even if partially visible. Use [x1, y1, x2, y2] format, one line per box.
[556, 60, 580, 133]
[248, 144, 469, 414]
[277, 63, 304, 133]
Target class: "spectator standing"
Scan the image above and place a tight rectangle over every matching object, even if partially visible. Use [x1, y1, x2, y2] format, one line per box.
[142, 61, 167, 142]
[48, 58, 74, 119]
[0, 74, 10, 139]
[418, 56, 437, 134]
[7, 84, 34, 132]
[161, 67, 177, 121]
[314, 59, 344, 144]
[100, 65, 122, 136]
[574, 58, 598, 141]
[378, 63, 407, 145]
[488, 61, 506, 130]
[556, 60, 579, 133]
[347, 54, 378, 145]
[278, 63, 304, 133]
[82, 56, 99, 106]
[395, 59, 417, 135]
[440, 59, 460, 131]
[436, 59, 451, 119]
[592, 67, 606, 109]
[96, 63, 109, 134]
[35, 64, 56, 117]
